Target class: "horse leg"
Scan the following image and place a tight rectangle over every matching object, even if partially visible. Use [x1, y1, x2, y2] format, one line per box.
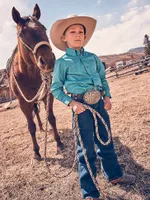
[34, 103, 44, 131]
[43, 93, 64, 152]
[19, 99, 41, 160]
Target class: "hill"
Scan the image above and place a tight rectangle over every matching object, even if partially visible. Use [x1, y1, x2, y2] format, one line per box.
[128, 47, 144, 53]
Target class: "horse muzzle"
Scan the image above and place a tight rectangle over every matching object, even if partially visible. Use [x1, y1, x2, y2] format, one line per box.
[37, 56, 54, 73]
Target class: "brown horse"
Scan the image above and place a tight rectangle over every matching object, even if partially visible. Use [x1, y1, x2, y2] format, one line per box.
[10, 4, 64, 160]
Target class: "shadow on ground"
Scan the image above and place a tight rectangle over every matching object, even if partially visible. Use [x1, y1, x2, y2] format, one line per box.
[109, 136, 150, 200]
[42, 129, 150, 200]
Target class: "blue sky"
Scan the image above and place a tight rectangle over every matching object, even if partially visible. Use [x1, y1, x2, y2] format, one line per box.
[0, 0, 150, 69]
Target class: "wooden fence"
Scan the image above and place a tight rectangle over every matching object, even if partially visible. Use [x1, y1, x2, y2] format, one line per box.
[106, 57, 150, 79]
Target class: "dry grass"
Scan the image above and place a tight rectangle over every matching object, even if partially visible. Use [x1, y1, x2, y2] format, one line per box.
[0, 70, 150, 200]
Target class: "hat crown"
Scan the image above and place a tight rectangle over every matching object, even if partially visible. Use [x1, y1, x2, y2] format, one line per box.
[67, 14, 78, 18]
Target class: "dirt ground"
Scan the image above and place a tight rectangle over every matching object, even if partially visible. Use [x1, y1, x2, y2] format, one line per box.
[0, 70, 150, 200]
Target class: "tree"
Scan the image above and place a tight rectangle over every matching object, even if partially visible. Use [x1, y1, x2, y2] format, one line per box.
[143, 34, 150, 56]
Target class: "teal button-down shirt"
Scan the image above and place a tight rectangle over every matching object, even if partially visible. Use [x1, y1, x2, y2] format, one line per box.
[51, 48, 111, 105]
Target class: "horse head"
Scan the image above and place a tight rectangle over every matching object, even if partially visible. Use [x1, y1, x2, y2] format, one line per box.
[12, 4, 55, 73]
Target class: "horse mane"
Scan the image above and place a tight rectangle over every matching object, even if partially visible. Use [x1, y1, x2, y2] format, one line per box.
[6, 46, 18, 76]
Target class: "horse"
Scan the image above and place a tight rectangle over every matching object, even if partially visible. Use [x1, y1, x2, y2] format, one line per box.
[9, 4, 64, 160]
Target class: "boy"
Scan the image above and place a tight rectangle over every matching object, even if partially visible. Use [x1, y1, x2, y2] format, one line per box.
[50, 15, 135, 200]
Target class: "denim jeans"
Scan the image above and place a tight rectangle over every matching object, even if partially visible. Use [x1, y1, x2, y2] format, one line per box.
[73, 98, 123, 199]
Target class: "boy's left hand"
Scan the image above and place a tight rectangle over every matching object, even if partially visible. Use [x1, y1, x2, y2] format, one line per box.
[104, 97, 112, 111]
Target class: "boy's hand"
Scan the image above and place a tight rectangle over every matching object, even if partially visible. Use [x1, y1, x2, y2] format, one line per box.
[69, 100, 86, 114]
[104, 97, 112, 111]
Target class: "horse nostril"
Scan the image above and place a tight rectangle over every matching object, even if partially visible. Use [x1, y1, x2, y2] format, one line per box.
[39, 56, 46, 66]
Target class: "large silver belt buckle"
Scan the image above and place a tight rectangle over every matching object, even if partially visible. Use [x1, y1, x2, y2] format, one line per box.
[83, 90, 101, 104]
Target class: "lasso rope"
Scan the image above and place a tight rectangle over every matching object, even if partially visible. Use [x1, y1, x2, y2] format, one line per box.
[74, 105, 111, 199]
[44, 98, 111, 200]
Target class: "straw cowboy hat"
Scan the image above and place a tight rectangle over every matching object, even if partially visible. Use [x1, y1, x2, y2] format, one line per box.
[50, 15, 97, 51]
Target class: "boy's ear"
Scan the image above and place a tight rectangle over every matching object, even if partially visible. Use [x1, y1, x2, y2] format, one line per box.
[61, 35, 67, 42]
[84, 35, 86, 40]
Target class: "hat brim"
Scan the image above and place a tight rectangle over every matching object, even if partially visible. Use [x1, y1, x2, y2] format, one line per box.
[50, 16, 97, 51]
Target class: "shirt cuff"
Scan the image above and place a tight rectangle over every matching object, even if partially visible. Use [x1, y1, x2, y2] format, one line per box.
[104, 90, 111, 98]
[61, 95, 73, 106]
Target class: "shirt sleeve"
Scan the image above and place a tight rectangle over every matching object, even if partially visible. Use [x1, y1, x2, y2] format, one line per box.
[50, 59, 73, 105]
[94, 54, 111, 98]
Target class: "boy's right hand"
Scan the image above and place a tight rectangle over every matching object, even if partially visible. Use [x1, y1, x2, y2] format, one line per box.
[69, 100, 86, 114]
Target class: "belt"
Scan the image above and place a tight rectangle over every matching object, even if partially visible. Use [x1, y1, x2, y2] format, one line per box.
[71, 93, 84, 100]
[71, 90, 105, 104]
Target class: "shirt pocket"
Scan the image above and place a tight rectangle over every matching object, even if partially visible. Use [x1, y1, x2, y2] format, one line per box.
[86, 57, 98, 74]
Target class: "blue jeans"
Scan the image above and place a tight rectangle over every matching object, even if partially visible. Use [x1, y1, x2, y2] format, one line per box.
[73, 98, 123, 199]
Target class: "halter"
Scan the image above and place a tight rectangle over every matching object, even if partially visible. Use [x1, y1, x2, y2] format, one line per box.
[17, 16, 53, 73]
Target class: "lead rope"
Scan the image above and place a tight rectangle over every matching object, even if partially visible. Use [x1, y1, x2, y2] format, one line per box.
[44, 98, 111, 199]
[74, 105, 111, 200]
[12, 68, 48, 103]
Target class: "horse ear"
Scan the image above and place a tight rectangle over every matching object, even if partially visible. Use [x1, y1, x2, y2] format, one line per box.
[12, 7, 21, 24]
[32, 4, 41, 20]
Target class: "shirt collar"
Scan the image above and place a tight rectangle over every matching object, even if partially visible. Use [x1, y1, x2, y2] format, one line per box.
[66, 47, 85, 56]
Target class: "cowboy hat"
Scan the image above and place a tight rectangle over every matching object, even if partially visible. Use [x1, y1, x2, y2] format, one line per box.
[50, 15, 97, 51]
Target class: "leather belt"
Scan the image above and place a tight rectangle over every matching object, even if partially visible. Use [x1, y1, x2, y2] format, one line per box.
[71, 90, 105, 104]
[71, 93, 84, 100]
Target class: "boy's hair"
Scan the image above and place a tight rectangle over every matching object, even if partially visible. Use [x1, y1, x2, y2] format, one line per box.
[63, 24, 86, 35]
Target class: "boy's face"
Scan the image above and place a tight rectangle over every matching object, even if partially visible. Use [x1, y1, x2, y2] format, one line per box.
[61, 24, 86, 50]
